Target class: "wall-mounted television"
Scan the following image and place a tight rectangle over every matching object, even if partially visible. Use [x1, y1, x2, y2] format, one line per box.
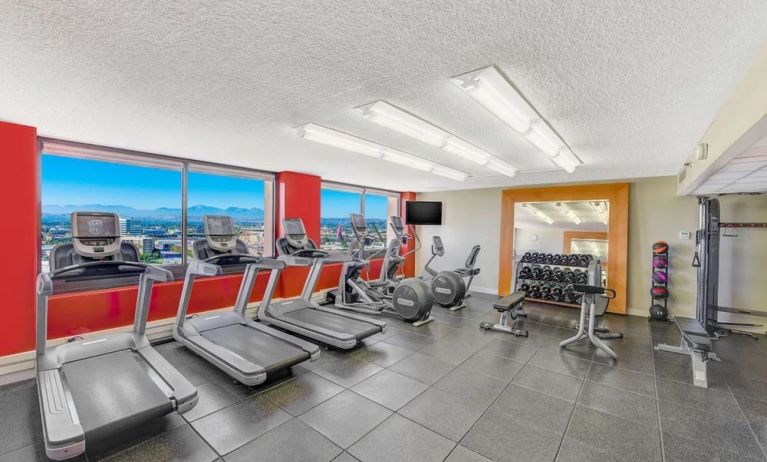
[405, 201, 442, 225]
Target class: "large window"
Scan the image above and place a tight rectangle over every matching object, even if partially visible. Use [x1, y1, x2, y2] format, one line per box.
[187, 168, 272, 257]
[320, 183, 400, 253]
[320, 188, 362, 251]
[41, 154, 183, 271]
[40, 142, 275, 277]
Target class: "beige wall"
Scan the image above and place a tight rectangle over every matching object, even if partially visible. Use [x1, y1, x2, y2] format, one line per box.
[415, 188, 501, 294]
[417, 177, 767, 328]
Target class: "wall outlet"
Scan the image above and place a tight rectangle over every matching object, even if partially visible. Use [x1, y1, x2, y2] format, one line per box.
[678, 231, 691, 240]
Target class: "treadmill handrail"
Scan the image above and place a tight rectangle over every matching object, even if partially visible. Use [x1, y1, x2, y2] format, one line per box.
[278, 255, 316, 267]
[206, 253, 288, 270]
[41, 261, 172, 288]
[203, 252, 264, 266]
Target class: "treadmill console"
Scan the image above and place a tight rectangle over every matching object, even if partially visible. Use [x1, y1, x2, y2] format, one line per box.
[203, 215, 238, 252]
[283, 218, 310, 249]
[71, 212, 122, 258]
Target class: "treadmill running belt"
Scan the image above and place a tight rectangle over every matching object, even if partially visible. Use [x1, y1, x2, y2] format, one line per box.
[62, 350, 172, 443]
[200, 324, 310, 375]
[281, 308, 381, 340]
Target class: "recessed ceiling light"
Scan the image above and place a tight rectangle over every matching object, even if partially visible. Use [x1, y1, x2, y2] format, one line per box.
[297, 123, 469, 181]
[590, 201, 609, 225]
[357, 100, 518, 178]
[523, 203, 554, 225]
[555, 202, 583, 225]
[451, 66, 583, 173]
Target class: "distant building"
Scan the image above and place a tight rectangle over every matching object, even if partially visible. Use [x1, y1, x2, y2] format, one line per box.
[127, 219, 143, 235]
[142, 238, 155, 253]
[119, 218, 127, 236]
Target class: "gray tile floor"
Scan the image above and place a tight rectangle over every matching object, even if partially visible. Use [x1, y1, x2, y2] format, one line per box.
[2, 294, 767, 461]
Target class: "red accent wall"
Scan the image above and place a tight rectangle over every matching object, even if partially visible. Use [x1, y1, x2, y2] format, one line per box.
[400, 192, 416, 277]
[0, 138, 405, 358]
[0, 122, 38, 356]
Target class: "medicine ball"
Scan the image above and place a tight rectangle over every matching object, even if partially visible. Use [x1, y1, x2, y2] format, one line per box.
[392, 278, 432, 321]
[653, 255, 668, 269]
[649, 304, 668, 321]
[652, 271, 667, 284]
[652, 241, 669, 255]
[431, 271, 466, 307]
[651, 286, 669, 299]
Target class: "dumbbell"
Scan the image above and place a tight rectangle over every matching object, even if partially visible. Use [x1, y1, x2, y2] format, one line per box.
[520, 283, 530, 294]
[519, 267, 532, 279]
[522, 252, 532, 263]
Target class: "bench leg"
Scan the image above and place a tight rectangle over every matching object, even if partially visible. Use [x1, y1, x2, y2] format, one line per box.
[479, 310, 528, 337]
[655, 340, 718, 388]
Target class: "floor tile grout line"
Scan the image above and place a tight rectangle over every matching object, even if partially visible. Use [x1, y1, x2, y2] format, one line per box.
[720, 368, 767, 460]
[452, 340, 541, 461]
[552, 359, 592, 461]
[650, 321, 667, 462]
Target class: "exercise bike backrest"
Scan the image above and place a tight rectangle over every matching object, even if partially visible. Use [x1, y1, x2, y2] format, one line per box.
[465, 245, 480, 268]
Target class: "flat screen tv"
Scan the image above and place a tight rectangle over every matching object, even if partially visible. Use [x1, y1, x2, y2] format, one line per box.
[405, 201, 442, 225]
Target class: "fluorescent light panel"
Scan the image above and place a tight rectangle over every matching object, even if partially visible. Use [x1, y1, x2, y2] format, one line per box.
[452, 66, 582, 173]
[297, 123, 469, 181]
[556, 202, 583, 225]
[357, 101, 518, 178]
[523, 203, 554, 225]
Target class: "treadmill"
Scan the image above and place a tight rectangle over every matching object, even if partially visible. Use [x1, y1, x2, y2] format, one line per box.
[261, 218, 387, 349]
[173, 215, 320, 386]
[36, 212, 198, 460]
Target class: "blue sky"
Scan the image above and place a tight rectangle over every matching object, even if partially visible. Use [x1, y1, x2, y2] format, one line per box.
[43, 154, 390, 218]
[43, 155, 265, 209]
[321, 189, 389, 220]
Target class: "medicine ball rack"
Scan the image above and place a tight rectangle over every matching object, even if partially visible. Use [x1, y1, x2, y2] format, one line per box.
[514, 253, 594, 309]
[649, 243, 670, 321]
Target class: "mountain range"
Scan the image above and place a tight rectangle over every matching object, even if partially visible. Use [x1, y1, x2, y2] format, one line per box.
[42, 204, 265, 220]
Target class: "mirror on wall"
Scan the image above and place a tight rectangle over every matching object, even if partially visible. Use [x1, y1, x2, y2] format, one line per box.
[512, 200, 610, 308]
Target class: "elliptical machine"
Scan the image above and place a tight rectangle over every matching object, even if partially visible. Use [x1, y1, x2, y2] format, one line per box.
[367, 215, 418, 296]
[334, 213, 434, 326]
[421, 235, 481, 310]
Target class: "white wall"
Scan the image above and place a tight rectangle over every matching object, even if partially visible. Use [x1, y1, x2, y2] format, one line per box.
[415, 188, 501, 294]
[416, 177, 767, 329]
[513, 227, 565, 258]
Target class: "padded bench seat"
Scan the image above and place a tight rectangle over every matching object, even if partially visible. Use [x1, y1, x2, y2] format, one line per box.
[673, 317, 712, 350]
[493, 291, 525, 312]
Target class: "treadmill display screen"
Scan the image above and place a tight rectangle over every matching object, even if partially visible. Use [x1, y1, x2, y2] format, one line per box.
[351, 213, 366, 231]
[284, 218, 306, 236]
[76, 214, 118, 237]
[205, 216, 235, 236]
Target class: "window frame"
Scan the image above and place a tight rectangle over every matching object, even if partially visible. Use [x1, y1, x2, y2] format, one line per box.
[39, 138, 276, 293]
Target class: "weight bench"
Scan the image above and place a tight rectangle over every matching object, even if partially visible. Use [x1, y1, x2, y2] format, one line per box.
[479, 291, 528, 337]
[655, 316, 719, 388]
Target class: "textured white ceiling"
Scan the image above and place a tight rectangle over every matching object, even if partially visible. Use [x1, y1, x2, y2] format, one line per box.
[1, 1, 766, 192]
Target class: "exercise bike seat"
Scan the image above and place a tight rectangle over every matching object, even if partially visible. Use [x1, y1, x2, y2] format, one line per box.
[493, 291, 525, 312]
[454, 267, 481, 276]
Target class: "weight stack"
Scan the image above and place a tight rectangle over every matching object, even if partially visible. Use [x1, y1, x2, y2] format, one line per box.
[649, 241, 670, 321]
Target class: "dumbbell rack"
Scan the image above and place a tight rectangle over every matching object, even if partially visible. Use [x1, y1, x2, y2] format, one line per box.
[514, 260, 587, 309]
[650, 247, 670, 319]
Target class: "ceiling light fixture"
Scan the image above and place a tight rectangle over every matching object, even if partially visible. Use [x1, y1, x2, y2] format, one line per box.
[590, 201, 609, 225]
[297, 123, 469, 181]
[357, 101, 518, 178]
[451, 66, 583, 173]
[523, 203, 554, 225]
[555, 202, 583, 225]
